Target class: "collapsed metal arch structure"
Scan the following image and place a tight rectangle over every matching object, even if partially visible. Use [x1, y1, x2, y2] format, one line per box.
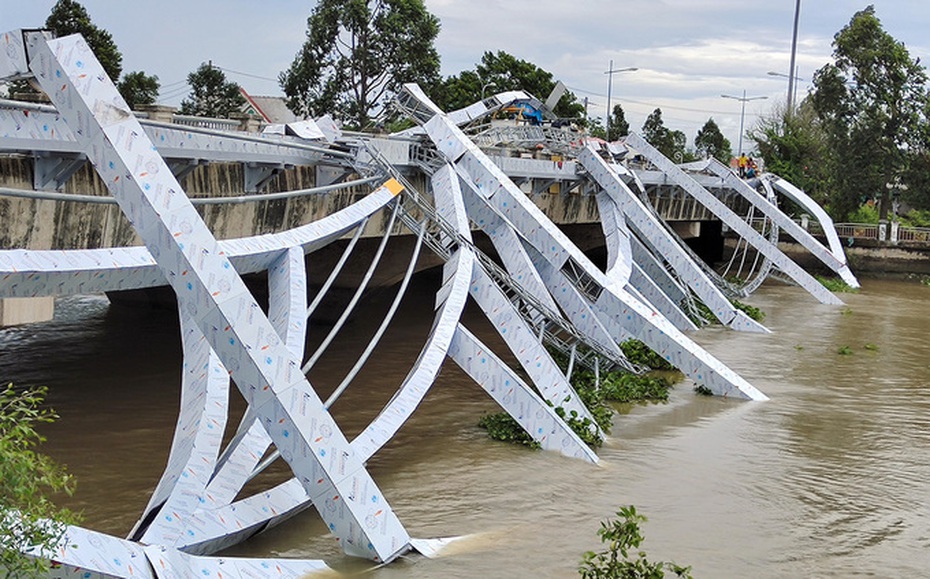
[0, 29, 858, 577]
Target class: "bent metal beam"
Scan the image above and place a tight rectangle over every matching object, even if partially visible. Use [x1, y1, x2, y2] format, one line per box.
[16, 29, 411, 566]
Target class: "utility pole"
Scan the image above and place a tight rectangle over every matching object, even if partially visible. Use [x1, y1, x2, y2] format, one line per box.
[721, 90, 768, 156]
[787, 0, 801, 113]
[604, 60, 637, 139]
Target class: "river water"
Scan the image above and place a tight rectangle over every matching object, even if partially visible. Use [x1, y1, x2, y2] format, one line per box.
[1, 276, 929, 577]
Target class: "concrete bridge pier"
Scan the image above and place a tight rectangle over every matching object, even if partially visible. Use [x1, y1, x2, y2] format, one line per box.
[0, 296, 54, 325]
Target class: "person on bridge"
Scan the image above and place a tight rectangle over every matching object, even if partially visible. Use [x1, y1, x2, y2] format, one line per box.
[738, 153, 749, 177]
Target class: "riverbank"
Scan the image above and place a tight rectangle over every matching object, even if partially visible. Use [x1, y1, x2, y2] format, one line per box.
[778, 240, 930, 277]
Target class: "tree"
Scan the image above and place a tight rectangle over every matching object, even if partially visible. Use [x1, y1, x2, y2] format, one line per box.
[642, 108, 689, 162]
[117, 71, 159, 110]
[280, 0, 441, 129]
[641, 108, 667, 148]
[434, 51, 585, 121]
[0, 384, 79, 577]
[694, 118, 732, 163]
[45, 0, 122, 82]
[180, 63, 246, 118]
[810, 5, 930, 220]
[751, 101, 832, 206]
[587, 117, 607, 140]
[432, 69, 483, 112]
[607, 104, 630, 141]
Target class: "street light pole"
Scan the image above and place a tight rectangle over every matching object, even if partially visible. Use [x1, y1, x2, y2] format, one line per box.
[721, 90, 768, 156]
[604, 60, 637, 138]
[787, 0, 802, 113]
[767, 69, 804, 111]
[481, 81, 493, 101]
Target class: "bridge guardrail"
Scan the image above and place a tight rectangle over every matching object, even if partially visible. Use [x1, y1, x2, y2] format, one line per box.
[801, 220, 930, 245]
[171, 114, 242, 131]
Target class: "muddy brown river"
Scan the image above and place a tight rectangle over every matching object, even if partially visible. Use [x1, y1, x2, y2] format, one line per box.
[1, 276, 928, 577]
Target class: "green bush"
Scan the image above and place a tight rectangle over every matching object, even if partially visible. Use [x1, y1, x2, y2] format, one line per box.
[690, 298, 767, 326]
[477, 412, 540, 449]
[731, 299, 765, 322]
[599, 373, 672, 404]
[0, 384, 80, 577]
[847, 202, 880, 224]
[899, 209, 930, 227]
[620, 340, 676, 371]
[579, 505, 693, 578]
[478, 365, 677, 450]
[553, 404, 605, 447]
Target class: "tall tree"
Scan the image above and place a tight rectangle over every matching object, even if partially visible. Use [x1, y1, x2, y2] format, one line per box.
[607, 103, 630, 141]
[642, 108, 688, 161]
[117, 71, 159, 110]
[434, 51, 585, 120]
[694, 118, 732, 163]
[180, 63, 245, 118]
[280, 0, 441, 129]
[810, 5, 930, 220]
[45, 0, 122, 82]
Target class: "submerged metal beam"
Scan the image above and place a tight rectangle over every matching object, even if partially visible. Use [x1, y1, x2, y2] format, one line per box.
[21, 29, 411, 565]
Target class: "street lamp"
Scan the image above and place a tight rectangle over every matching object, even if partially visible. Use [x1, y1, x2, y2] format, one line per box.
[481, 81, 494, 101]
[721, 90, 768, 156]
[604, 60, 637, 137]
[787, 0, 802, 113]
[767, 69, 804, 111]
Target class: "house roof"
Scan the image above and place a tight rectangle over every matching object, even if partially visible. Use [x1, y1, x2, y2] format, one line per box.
[239, 88, 300, 124]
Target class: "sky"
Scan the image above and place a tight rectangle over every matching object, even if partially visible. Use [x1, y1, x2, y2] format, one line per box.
[3, 1, 930, 153]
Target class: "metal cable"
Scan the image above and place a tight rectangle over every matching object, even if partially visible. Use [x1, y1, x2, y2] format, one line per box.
[301, 199, 401, 373]
[325, 223, 426, 408]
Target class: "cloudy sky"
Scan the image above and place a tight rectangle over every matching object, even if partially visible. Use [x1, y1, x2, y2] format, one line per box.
[4, 1, 930, 152]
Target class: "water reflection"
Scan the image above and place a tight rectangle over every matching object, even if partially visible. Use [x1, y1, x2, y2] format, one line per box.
[1, 278, 930, 576]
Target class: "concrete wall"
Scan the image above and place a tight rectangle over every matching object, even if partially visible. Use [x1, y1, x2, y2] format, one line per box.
[0, 156, 605, 324]
[0, 156, 603, 251]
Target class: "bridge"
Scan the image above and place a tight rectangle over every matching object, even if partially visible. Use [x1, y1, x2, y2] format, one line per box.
[0, 29, 859, 577]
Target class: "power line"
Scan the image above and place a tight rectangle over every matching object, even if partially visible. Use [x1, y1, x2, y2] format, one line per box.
[160, 78, 189, 89]
[213, 65, 279, 83]
[565, 84, 769, 118]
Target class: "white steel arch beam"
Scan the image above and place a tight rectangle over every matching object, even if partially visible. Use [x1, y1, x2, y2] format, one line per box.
[0, 184, 398, 299]
[130, 315, 230, 545]
[459, 182, 627, 364]
[623, 132, 843, 305]
[594, 190, 696, 331]
[578, 147, 768, 332]
[400, 84, 767, 401]
[349, 166, 473, 460]
[768, 174, 859, 288]
[468, 264, 603, 432]
[699, 158, 860, 289]
[24, 30, 409, 563]
[448, 324, 599, 463]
